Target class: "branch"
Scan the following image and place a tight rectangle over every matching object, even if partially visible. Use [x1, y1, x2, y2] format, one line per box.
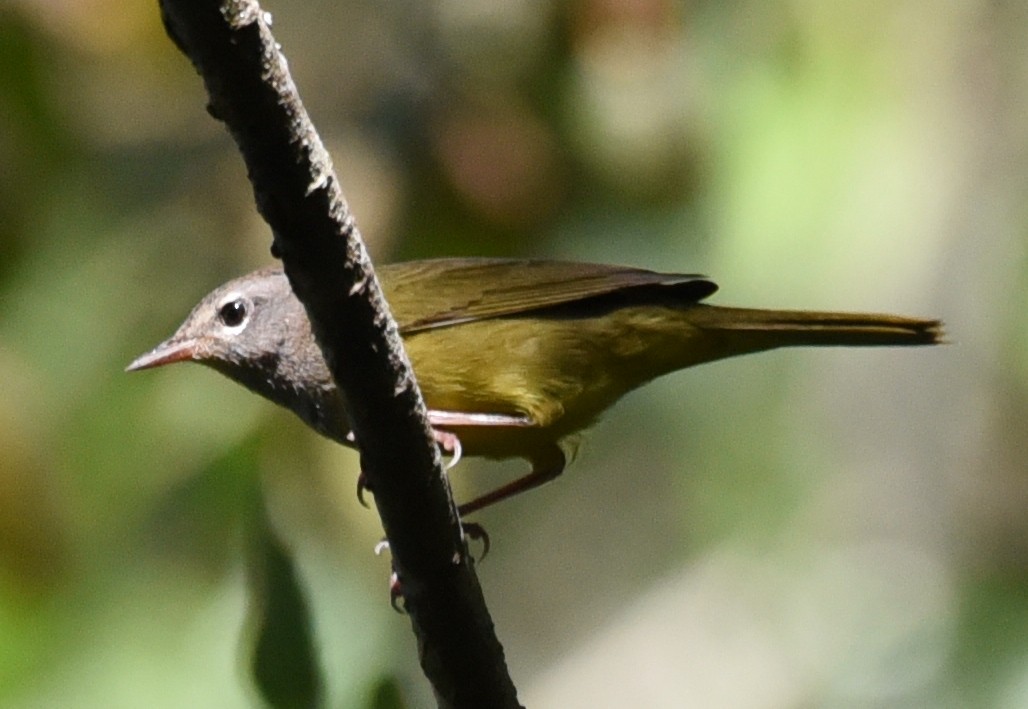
[156, 1, 521, 706]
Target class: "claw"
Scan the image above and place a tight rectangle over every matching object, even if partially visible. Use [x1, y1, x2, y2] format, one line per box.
[357, 431, 458, 509]
[433, 429, 463, 470]
[375, 543, 405, 613]
[356, 471, 371, 508]
[389, 571, 406, 613]
[462, 521, 491, 562]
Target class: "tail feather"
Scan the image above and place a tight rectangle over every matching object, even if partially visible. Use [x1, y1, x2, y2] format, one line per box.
[688, 305, 944, 348]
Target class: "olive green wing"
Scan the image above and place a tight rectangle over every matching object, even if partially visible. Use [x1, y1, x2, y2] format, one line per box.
[380, 258, 718, 335]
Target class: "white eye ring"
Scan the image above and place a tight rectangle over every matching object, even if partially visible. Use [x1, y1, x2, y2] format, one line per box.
[216, 294, 250, 331]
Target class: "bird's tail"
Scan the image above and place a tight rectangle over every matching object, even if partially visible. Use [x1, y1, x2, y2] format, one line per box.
[686, 304, 944, 349]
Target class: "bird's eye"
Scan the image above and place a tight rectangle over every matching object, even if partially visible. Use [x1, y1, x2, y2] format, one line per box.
[218, 298, 249, 328]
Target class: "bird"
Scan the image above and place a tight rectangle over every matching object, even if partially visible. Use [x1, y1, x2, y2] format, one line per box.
[128, 257, 942, 514]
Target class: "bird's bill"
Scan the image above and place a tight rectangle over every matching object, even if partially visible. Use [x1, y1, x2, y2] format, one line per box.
[125, 338, 198, 372]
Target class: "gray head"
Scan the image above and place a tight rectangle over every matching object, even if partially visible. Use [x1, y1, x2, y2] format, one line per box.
[127, 268, 350, 442]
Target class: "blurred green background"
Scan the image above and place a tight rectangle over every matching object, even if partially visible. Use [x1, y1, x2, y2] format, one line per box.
[1, 0, 1026, 706]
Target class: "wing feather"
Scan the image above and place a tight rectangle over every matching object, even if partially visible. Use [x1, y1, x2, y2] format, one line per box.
[379, 258, 718, 334]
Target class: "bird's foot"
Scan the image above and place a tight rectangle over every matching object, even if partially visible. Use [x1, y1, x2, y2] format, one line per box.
[433, 429, 462, 469]
[374, 519, 486, 612]
[353, 430, 462, 509]
[463, 522, 491, 562]
[373, 541, 406, 613]
[388, 570, 405, 613]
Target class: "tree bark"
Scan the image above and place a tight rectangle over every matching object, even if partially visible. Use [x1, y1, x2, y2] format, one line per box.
[157, 2, 522, 706]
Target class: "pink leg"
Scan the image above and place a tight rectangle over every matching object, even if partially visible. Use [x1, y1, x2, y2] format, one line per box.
[458, 444, 567, 516]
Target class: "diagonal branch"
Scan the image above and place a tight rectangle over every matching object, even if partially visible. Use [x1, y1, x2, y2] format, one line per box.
[156, 1, 521, 706]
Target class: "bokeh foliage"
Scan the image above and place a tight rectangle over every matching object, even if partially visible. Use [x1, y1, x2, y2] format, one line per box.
[1, 1, 1026, 706]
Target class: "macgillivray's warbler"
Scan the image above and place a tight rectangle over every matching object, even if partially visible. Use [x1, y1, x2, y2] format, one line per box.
[128, 258, 942, 514]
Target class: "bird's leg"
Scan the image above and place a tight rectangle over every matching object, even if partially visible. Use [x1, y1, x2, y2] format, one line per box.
[457, 443, 567, 516]
[427, 409, 565, 515]
[359, 408, 548, 522]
